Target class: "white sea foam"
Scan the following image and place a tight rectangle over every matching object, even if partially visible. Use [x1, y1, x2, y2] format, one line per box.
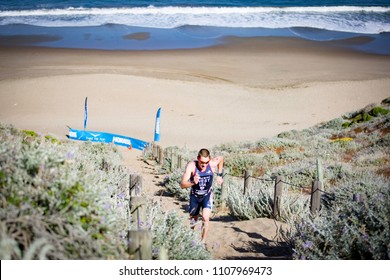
[1, 6, 390, 16]
[1, 6, 389, 34]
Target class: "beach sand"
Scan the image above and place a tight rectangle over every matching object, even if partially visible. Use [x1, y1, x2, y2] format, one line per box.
[1, 37, 389, 154]
[1, 37, 390, 259]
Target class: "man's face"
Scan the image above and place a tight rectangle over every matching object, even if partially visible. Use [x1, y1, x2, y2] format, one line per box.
[197, 156, 210, 170]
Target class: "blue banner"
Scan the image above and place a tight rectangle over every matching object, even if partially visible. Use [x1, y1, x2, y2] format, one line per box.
[84, 97, 88, 130]
[68, 128, 149, 151]
[154, 107, 161, 142]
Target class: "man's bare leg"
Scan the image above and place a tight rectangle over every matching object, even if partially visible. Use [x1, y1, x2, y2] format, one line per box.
[190, 215, 202, 229]
[201, 208, 211, 242]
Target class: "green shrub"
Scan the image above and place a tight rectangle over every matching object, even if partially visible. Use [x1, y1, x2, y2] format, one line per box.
[148, 202, 211, 260]
[226, 176, 310, 223]
[162, 169, 190, 201]
[370, 107, 390, 117]
[22, 130, 38, 138]
[287, 173, 390, 260]
[0, 124, 129, 259]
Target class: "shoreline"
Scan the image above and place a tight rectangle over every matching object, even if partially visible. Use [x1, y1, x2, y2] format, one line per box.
[1, 36, 389, 151]
[1, 24, 390, 55]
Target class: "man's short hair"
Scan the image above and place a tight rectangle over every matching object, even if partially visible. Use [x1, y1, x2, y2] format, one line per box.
[198, 148, 210, 158]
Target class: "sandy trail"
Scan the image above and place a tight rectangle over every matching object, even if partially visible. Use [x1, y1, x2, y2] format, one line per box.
[121, 149, 291, 260]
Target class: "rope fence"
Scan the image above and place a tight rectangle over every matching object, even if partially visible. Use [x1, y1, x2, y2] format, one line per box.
[144, 142, 362, 218]
[134, 142, 372, 258]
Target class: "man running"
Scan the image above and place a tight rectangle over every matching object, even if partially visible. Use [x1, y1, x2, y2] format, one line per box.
[180, 148, 224, 242]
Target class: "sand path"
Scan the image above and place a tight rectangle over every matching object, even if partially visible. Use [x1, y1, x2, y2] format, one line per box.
[120, 148, 291, 260]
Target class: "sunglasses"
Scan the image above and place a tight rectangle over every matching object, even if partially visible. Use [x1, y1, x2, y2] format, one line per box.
[198, 159, 210, 165]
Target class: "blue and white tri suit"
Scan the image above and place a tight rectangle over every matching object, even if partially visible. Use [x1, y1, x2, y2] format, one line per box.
[189, 161, 214, 216]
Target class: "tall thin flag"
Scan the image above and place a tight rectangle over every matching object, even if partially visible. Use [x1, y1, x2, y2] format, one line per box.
[84, 97, 88, 130]
[154, 107, 161, 142]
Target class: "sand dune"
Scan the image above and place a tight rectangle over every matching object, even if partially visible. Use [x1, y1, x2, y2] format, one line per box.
[1, 38, 389, 153]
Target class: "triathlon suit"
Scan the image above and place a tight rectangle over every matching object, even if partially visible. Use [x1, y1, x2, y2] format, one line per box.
[189, 160, 214, 216]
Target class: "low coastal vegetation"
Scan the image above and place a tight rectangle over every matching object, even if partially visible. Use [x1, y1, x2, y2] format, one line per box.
[0, 125, 210, 259]
[162, 98, 390, 260]
[0, 127, 128, 259]
[1, 98, 389, 259]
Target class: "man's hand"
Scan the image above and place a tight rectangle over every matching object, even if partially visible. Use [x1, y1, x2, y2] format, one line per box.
[193, 173, 200, 184]
[216, 176, 223, 185]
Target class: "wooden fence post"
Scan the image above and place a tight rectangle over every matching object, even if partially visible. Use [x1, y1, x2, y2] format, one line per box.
[171, 150, 177, 171]
[128, 173, 152, 259]
[243, 169, 252, 195]
[316, 158, 324, 191]
[220, 168, 229, 209]
[273, 176, 283, 218]
[144, 143, 152, 159]
[178, 154, 182, 169]
[129, 173, 141, 196]
[158, 246, 169, 260]
[152, 142, 157, 160]
[128, 230, 152, 260]
[158, 145, 164, 164]
[181, 156, 186, 169]
[163, 146, 167, 160]
[310, 181, 322, 215]
[129, 174, 146, 228]
[130, 196, 147, 228]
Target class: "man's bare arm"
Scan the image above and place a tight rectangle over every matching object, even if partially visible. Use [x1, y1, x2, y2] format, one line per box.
[180, 162, 195, 189]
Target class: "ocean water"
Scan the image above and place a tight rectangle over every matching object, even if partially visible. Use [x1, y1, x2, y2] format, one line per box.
[0, 0, 389, 53]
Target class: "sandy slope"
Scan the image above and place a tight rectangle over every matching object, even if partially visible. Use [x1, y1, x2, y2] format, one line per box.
[121, 149, 291, 259]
